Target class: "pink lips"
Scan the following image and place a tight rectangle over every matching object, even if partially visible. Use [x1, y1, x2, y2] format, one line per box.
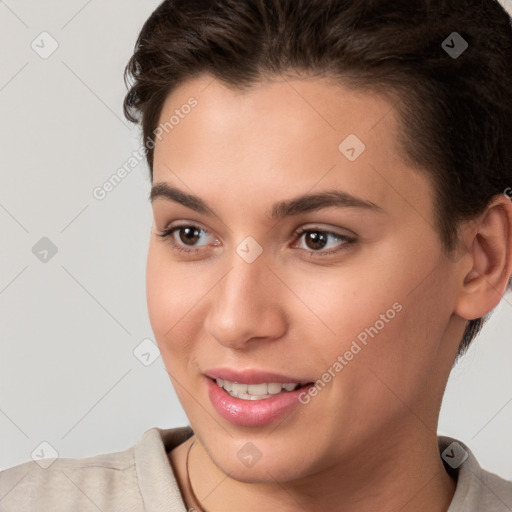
[204, 368, 313, 427]
[205, 367, 312, 385]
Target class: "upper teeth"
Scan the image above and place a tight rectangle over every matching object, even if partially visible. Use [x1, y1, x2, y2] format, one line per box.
[215, 378, 301, 400]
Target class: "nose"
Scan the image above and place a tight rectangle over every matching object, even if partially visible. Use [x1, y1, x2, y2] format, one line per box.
[203, 251, 288, 350]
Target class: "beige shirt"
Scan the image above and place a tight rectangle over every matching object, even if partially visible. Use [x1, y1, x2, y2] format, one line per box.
[0, 426, 511, 511]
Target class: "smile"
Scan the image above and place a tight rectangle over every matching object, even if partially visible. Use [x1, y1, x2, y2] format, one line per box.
[215, 378, 304, 400]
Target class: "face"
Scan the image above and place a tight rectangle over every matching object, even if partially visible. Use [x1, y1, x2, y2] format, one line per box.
[147, 73, 463, 482]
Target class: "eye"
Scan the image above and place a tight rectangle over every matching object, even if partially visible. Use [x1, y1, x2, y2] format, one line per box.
[156, 224, 356, 257]
[292, 227, 356, 257]
[156, 224, 218, 255]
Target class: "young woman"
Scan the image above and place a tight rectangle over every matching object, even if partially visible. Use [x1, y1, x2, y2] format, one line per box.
[1, 1, 512, 510]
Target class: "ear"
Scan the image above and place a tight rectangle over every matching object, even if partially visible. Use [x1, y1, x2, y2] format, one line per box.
[454, 193, 512, 321]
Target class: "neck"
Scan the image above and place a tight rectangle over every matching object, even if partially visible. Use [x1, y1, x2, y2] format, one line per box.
[184, 422, 456, 512]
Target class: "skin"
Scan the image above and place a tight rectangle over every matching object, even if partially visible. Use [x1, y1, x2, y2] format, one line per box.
[147, 73, 512, 512]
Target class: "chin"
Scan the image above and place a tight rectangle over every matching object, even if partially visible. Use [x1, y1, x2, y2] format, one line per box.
[200, 435, 315, 484]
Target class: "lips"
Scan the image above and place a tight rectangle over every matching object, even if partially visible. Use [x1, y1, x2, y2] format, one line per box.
[205, 367, 312, 385]
[204, 368, 315, 426]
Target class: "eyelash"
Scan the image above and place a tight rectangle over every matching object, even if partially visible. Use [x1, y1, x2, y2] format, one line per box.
[156, 224, 356, 258]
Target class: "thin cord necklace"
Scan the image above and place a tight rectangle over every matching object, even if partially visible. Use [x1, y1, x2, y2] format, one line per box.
[185, 439, 210, 512]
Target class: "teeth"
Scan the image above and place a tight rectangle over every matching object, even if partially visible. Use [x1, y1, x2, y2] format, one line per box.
[231, 382, 248, 394]
[267, 382, 283, 394]
[215, 378, 301, 400]
[247, 383, 268, 395]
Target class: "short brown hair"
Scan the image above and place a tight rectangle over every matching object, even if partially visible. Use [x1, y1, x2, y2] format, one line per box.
[123, 0, 512, 356]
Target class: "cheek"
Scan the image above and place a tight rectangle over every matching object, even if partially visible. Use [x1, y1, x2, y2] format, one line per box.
[300, 260, 445, 389]
[146, 244, 173, 337]
[146, 244, 193, 351]
[283, 265, 399, 351]
[338, 276, 451, 411]
[145, 242, 212, 370]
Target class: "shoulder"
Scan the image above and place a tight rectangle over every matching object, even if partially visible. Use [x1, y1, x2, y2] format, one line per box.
[0, 435, 142, 512]
[0, 425, 193, 512]
[439, 436, 512, 512]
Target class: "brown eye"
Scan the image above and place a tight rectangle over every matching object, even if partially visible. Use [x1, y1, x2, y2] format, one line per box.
[156, 224, 215, 255]
[177, 226, 202, 245]
[303, 231, 328, 250]
[294, 228, 356, 257]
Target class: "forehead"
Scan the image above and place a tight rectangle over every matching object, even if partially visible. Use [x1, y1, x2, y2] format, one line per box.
[152, 74, 433, 222]
[155, 74, 399, 154]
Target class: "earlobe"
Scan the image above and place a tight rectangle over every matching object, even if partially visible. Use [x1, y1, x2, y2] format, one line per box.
[454, 194, 512, 321]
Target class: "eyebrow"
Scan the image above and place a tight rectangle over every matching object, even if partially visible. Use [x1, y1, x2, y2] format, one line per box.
[149, 182, 384, 220]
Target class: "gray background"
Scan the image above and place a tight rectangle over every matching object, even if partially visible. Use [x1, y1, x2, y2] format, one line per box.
[1, 0, 511, 478]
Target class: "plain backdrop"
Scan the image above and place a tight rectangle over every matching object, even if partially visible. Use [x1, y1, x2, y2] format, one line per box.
[1, 0, 511, 479]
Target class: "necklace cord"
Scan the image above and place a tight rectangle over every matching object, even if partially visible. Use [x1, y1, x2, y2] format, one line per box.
[185, 439, 209, 512]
